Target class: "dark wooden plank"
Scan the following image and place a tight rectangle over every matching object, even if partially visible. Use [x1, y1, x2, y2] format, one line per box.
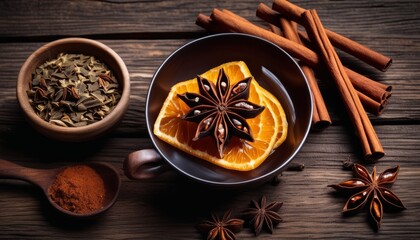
[0, 0, 259, 39]
[1, 0, 419, 239]
[0, 0, 419, 38]
[1, 125, 419, 239]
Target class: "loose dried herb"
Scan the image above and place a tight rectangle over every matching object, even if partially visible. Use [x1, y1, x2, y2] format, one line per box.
[177, 68, 264, 158]
[27, 53, 121, 127]
[242, 196, 283, 235]
[196, 210, 244, 240]
[329, 163, 406, 231]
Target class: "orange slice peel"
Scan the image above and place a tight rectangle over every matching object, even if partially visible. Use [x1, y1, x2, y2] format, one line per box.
[153, 61, 287, 171]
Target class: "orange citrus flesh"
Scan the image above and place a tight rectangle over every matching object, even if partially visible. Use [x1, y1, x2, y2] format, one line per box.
[257, 86, 288, 148]
[153, 61, 287, 171]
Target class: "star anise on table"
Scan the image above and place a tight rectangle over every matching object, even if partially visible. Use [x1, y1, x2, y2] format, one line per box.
[329, 163, 406, 231]
[196, 210, 244, 240]
[177, 68, 265, 158]
[242, 196, 283, 235]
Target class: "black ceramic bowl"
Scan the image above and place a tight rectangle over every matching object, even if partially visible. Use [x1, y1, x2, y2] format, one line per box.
[124, 33, 312, 188]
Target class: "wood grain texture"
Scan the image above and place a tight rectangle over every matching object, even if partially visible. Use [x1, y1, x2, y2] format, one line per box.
[0, 0, 419, 38]
[1, 125, 419, 239]
[1, 0, 420, 239]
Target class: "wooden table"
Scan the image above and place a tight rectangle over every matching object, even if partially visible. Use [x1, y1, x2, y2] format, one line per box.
[1, 0, 419, 239]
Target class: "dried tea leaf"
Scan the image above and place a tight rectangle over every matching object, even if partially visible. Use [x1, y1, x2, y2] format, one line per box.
[27, 52, 121, 127]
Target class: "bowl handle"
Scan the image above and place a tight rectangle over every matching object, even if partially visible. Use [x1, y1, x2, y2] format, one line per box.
[124, 149, 170, 180]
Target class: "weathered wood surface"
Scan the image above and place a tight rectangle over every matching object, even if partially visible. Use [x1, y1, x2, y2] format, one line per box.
[1, 0, 420, 239]
[0, 0, 419, 38]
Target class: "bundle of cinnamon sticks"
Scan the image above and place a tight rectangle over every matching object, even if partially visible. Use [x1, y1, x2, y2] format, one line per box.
[195, 0, 392, 161]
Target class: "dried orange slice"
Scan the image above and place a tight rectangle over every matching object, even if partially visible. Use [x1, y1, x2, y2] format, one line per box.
[257, 86, 288, 148]
[153, 61, 287, 171]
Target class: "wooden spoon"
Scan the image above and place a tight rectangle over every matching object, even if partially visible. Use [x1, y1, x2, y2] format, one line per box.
[0, 159, 121, 218]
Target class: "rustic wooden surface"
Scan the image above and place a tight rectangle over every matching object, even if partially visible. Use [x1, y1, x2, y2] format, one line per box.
[1, 0, 420, 239]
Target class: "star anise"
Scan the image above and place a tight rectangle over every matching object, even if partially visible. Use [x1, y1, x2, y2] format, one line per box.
[196, 210, 244, 240]
[177, 68, 265, 158]
[329, 164, 406, 231]
[242, 196, 283, 235]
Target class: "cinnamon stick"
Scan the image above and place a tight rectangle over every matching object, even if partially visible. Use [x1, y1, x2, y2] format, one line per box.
[221, 9, 251, 23]
[269, 23, 282, 36]
[302, 9, 384, 161]
[357, 91, 387, 116]
[256, 3, 392, 115]
[279, 18, 331, 130]
[209, 8, 320, 67]
[272, 0, 392, 71]
[196, 13, 233, 33]
[346, 68, 392, 103]
[199, 10, 390, 115]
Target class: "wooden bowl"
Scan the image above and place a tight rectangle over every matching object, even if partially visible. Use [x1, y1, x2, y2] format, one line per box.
[16, 38, 130, 142]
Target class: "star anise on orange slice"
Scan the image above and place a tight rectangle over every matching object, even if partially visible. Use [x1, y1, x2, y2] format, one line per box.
[329, 163, 406, 231]
[196, 210, 244, 240]
[242, 196, 283, 235]
[178, 68, 265, 158]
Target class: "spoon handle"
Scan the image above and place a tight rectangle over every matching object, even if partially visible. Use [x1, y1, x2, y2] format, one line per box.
[0, 159, 51, 188]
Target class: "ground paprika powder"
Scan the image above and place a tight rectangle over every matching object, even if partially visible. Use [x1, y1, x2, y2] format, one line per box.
[48, 165, 105, 214]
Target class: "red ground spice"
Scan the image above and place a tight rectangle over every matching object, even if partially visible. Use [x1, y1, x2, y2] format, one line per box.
[48, 165, 105, 214]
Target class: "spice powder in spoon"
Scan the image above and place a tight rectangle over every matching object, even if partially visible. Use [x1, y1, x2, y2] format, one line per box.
[48, 165, 105, 214]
